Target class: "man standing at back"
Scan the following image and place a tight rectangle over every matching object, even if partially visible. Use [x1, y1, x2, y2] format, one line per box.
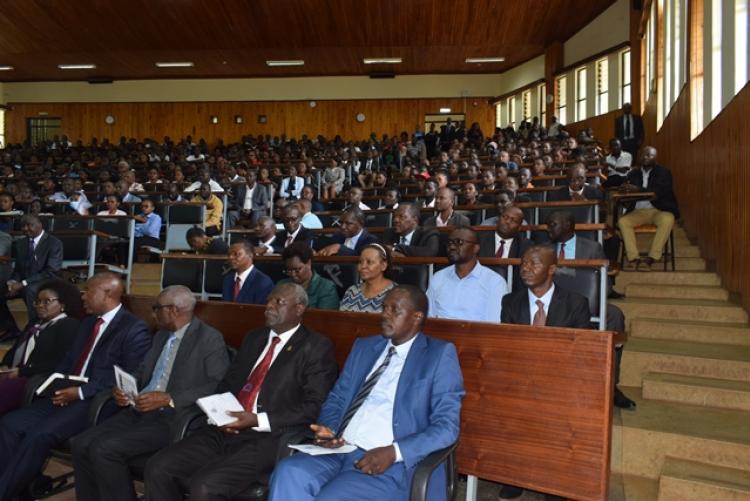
[222, 241, 273, 305]
[268, 286, 464, 501]
[0, 273, 151, 500]
[614, 103, 644, 157]
[71, 285, 230, 501]
[145, 283, 338, 500]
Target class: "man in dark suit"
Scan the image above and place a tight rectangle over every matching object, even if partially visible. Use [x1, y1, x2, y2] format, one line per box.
[0, 215, 63, 336]
[423, 187, 471, 227]
[71, 285, 230, 501]
[614, 103, 644, 156]
[317, 208, 378, 256]
[0, 273, 151, 500]
[618, 146, 680, 270]
[231, 170, 270, 227]
[268, 285, 464, 501]
[273, 205, 315, 254]
[546, 163, 603, 202]
[381, 203, 439, 257]
[144, 283, 338, 501]
[222, 241, 274, 304]
[479, 206, 531, 289]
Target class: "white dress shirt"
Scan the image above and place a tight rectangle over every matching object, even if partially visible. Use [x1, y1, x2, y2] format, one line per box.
[635, 168, 655, 210]
[343, 229, 363, 250]
[248, 324, 300, 432]
[260, 236, 276, 254]
[341, 335, 418, 461]
[78, 304, 123, 398]
[400, 230, 415, 246]
[494, 235, 514, 258]
[527, 284, 555, 325]
[242, 184, 257, 211]
[235, 265, 255, 288]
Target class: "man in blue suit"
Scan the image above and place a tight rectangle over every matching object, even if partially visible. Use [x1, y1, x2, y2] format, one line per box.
[0, 272, 151, 500]
[268, 285, 464, 501]
[317, 208, 378, 257]
[222, 240, 274, 304]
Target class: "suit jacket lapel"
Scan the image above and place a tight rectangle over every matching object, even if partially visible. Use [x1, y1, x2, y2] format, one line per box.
[169, 318, 201, 380]
[518, 292, 532, 325]
[89, 307, 125, 361]
[394, 333, 426, 407]
[546, 288, 565, 326]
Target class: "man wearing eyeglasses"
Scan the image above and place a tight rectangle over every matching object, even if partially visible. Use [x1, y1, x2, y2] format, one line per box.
[273, 205, 315, 254]
[71, 285, 230, 501]
[426, 226, 508, 322]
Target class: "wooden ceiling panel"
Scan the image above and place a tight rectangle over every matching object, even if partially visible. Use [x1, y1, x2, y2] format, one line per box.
[0, 0, 615, 82]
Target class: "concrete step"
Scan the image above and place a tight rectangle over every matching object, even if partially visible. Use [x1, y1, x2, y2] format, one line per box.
[615, 271, 721, 290]
[630, 318, 750, 346]
[635, 232, 692, 248]
[613, 387, 750, 479]
[620, 338, 750, 387]
[624, 283, 730, 301]
[621, 257, 706, 272]
[611, 298, 749, 329]
[658, 457, 750, 500]
[642, 373, 750, 411]
[672, 245, 702, 258]
[131, 263, 162, 281]
[609, 473, 659, 501]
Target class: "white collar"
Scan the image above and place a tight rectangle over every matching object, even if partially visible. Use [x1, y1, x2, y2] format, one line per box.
[236, 265, 254, 283]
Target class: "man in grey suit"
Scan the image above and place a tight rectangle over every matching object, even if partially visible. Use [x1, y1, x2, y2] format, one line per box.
[230, 170, 271, 227]
[71, 285, 230, 501]
[423, 187, 470, 227]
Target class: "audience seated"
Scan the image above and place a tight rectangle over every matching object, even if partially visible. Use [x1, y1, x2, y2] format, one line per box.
[71, 285, 230, 501]
[253, 216, 279, 255]
[345, 187, 371, 211]
[340, 243, 396, 313]
[230, 168, 270, 227]
[274, 205, 315, 253]
[603, 138, 632, 187]
[144, 283, 338, 500]
[295, 199, 323, 230]
[0, 280, 83, 415]
[480, 189, 518, 226]
[317, 208, 378, 257]
[186, 226, 229, 254]
[322, 159, 346, 200]
[427, 227, 507, 322]
[269, 285, 464, 501]
[423, 187, 470, 227]
[222, 241, 273, 305]
[191, 182, 224, 236]
[279, 165, 305, 200]
[381, 203, 440, 257]
[279, 243, 339, 310]
[546, 163, 603, 201]
[97, 194, 126, 216]
[0, 273, 151, 500]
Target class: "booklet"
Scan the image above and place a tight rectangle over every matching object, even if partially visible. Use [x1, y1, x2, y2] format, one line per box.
[35, 372, 89, 397]
[288, 443, 358, 456]
[114, 365, 139, 404]
[196, 392, 245, 427]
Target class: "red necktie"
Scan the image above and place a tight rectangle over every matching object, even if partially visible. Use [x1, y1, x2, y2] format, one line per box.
[533, 300, 547, 326]
[72, 317, 105, 376]
[495, 239, 506, 258]
[238, 336, 281, 411]
[233, 276, 241, 301]
[559, 243, 566, 261]
[285, 235, 294, 247]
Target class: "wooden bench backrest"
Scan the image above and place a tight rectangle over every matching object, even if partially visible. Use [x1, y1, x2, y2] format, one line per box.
[123, 295, 612, 500]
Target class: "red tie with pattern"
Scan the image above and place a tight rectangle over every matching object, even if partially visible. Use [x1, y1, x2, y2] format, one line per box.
[72, 317, 105, 376]
[559, 243, 566, 261]
[495, 239, 505, 258]
[238, 336, 281, 411]
[233, 276, 241, 301]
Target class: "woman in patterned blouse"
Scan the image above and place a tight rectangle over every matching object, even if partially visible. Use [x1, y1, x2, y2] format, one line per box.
[339, 243, 396, 313]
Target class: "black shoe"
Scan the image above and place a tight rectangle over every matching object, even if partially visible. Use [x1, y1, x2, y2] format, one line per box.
[608, 290, 625, 299]
[499, 485, 524, 500]
[614, 388, 637, 410]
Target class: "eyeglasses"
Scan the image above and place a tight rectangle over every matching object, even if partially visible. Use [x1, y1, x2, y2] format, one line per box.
[151, 303, 175, 311]
[283, 266, 305, 276]
[446, 238, 479, 247]
[33, 298, 59, 306]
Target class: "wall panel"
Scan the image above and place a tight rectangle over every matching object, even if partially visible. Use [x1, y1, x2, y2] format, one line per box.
[565, 109, 620, 145]
[4, 98, 496, 145]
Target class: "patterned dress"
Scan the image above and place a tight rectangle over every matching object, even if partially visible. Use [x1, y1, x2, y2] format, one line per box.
[339, 282, 397, 313]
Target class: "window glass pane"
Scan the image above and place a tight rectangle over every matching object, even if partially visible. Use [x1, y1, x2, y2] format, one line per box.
[538, 83, 547, 124]
[736, 0, 748, 93]
[597, 58, 609, 114]
[711, 0, 723, 119]
[0, 109, 5, 148]
[556, 76, 567, 124]
[576, 67, 587, 120]
[496, 103, 503, 128]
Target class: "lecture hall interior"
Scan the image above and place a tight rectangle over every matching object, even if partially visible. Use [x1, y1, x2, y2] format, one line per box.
[0, 0, 749, 500]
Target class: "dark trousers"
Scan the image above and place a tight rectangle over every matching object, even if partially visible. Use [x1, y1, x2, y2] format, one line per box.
[0, 282, 40, 335]
[0, 376, 28, 416]
[72, 407, 174, 501]
[0, 397, 89, 501]
[144, 426, 277, 501]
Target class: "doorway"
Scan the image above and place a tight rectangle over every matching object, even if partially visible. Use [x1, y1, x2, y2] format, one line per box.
[27, 117, 63, 146]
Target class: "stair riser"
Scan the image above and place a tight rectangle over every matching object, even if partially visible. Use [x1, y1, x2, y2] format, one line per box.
[625, 285, 729, 301]
[615, 303, 749, 328]
[630, 320, 750, 346]
[621, 352, 750, 386]
[616, 272, 721, 288]
[614, 427, 750, 479]
[642, 380, 750, 412]
[130, 284, 163, 296]
[622, 258, 706, 272]
[658, 476, 750, 501]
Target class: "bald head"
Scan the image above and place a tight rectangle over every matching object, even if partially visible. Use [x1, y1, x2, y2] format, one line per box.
[519, 245, 557, 294]
[83, 272, 125, 315]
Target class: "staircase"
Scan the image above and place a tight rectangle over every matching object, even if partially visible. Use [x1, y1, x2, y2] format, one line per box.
[129, 263, 162, 296]
[610, 225, 750, 500]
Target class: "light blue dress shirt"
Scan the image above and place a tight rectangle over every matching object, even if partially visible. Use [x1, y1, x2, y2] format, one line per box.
[557, 235, 577, 259]
[135, 212, 162, 238]
[426, 262, 507, 322]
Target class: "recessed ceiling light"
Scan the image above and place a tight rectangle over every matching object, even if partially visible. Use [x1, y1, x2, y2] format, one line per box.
[465, 57, 506, 64]
[266, 60, 305, 67]
[58, 64, 96, 70]
[439, 108, 452, 113]
[363, 58, 402, 64]
[155, 62, 194, 68]
[0, 65, 14, 71]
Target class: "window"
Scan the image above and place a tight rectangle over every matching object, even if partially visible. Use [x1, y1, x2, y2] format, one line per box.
[555, 76, 567, 124]
[620, 49, 631, 106]
[0, 109, 4, 148]
[690, 0, 705, 139]
[736, 0, 748, 94]
[710, 0, 722, 120]
[522, 90, 532, 121]
[575, 67, 587, 121]
[538, 83, 547, 126]
[596, 58, 609, 114]
[496, 103, 503, 128]
[507, 96, 517, 129]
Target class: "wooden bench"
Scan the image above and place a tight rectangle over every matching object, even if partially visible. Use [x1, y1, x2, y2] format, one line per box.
[122, 295, 614, 501]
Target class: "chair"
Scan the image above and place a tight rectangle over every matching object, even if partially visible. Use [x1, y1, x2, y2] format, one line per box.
[390, 264, 430, 292]
[365, 211, 391, 227]
[204, 259, 229, 296]
[410, 442, 459, 501]
[554, 266, 601, 322]
[618, 224, 676, 271]
[313, 261, 358, 298]
[162, 258, 204, 293]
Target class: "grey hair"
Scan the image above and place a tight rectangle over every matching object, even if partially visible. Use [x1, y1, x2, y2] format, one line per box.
[274, 282, 308, 308]
[160, 285, 197, 312]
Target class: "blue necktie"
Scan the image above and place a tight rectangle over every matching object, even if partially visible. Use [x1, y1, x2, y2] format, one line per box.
[142, 334, 177, 392]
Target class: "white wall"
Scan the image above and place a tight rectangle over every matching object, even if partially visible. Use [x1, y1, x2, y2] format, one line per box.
[564, 0, 629, 67]
[494, 56, 545, 97]
[2, 74, 506, 103]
